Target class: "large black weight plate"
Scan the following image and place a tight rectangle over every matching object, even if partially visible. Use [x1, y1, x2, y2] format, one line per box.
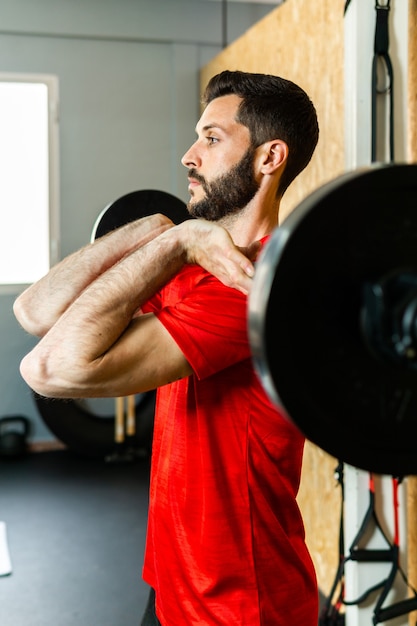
[33, 391, 156, 459]
[36, 189, 189, 460]
[91, 188, 191, 240]
[249, 162, 417, 476]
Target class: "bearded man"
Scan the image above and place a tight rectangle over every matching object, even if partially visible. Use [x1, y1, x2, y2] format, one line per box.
[14, 70, 319, 626]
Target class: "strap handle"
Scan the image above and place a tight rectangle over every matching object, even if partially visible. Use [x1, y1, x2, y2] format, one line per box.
[371, 0, 394, 162]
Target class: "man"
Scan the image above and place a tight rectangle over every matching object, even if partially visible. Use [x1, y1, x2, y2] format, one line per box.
[14, 70, 319, 625]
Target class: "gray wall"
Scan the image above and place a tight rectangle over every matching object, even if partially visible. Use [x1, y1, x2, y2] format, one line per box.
[0, 0, 274, 443]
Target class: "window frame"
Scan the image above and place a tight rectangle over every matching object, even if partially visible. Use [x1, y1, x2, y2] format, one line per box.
[0, 72, 60, 294]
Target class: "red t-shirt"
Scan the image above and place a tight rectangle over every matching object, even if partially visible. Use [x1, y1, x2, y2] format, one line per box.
[141, 248, 318, 625]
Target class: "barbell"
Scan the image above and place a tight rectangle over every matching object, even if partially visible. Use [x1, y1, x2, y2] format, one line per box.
[249, 162, 417, 476]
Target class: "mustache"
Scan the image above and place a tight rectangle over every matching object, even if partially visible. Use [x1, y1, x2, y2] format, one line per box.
[188, 169, 207, 186]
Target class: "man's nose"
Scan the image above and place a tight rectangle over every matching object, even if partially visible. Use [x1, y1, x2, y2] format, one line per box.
[181, 143, 200, 168]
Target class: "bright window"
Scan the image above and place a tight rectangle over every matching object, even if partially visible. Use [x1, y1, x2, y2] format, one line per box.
[0, 73, 59, 291]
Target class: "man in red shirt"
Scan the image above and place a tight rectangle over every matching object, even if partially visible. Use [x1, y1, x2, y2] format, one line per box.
[14, 70, 319, 625]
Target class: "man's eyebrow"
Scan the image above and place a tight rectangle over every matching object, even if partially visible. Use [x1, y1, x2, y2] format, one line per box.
[198, 123, 227, 134]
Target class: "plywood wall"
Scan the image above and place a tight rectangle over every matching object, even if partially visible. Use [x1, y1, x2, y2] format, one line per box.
[407, 4, 417, 624]
[408, 0, 417, 162]
[200, 0, 346, 598]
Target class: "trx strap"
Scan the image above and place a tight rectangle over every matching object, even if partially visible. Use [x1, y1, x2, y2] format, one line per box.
[371, 477, 417, 625]
[318, 462, 346, 626]
[371, 0, 394, 162]
[343, 0, 394, 162]
[319, 467, 417, 626]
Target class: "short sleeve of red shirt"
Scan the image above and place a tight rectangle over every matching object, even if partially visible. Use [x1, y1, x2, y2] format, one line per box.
[142, 265, 250, 380]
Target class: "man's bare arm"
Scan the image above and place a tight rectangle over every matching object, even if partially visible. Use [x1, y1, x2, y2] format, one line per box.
[17, 218, 258, 399]
[13, 213, 173, 337]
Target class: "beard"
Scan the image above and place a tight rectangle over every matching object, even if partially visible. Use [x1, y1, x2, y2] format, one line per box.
[187, 146, 260, 221]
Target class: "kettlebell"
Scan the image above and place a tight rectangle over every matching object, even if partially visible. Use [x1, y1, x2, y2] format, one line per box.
[0, 416, 31, 459]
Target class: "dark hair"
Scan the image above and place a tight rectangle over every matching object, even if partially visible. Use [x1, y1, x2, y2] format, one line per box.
[202, 70, 319, 196]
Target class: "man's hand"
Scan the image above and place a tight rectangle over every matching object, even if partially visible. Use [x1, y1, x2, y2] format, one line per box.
[172, 219, 261, 295]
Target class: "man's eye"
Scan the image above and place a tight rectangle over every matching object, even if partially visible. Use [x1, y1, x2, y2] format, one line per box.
[207, 136, 218, 145]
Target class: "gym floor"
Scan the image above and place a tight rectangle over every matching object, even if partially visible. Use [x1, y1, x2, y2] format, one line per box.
[0, 448, 151, 626]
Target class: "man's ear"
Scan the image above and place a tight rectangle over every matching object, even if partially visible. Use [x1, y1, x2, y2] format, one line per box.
[259, 140, 288, 174]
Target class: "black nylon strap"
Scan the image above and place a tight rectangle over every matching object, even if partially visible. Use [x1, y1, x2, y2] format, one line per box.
[375, 596, 417, 624]
[318, 462, 345, 626]
[341, 474, 393, 607]
[344, 1, 394, 162]
[319, 470, 417, 625]
[371, 0, 394, 162]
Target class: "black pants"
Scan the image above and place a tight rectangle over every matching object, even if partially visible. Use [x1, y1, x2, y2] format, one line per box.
[140, 588, 161, 626]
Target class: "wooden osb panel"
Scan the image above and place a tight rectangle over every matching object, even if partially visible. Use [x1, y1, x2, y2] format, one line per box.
[298, 441, 343, 597]
[407, 4, 417, 625]
[408, 479, 417, 626]
[200, 0, 346, 599]
[201, 0, 346, 224]
[408, 0, 417, 162]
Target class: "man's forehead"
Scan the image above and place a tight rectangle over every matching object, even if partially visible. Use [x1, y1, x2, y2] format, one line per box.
[196, 94, 244, 134]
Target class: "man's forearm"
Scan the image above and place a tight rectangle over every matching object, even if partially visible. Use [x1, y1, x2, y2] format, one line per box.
[18, 222, 190, 398]
[17, 218, 257, 398]
[13, 213, 173, 337]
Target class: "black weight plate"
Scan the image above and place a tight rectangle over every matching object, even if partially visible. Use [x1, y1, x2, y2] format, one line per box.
[33, 391, 156, 460]
[249, 162, 417, 476]
[91, 188, 190, 240]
